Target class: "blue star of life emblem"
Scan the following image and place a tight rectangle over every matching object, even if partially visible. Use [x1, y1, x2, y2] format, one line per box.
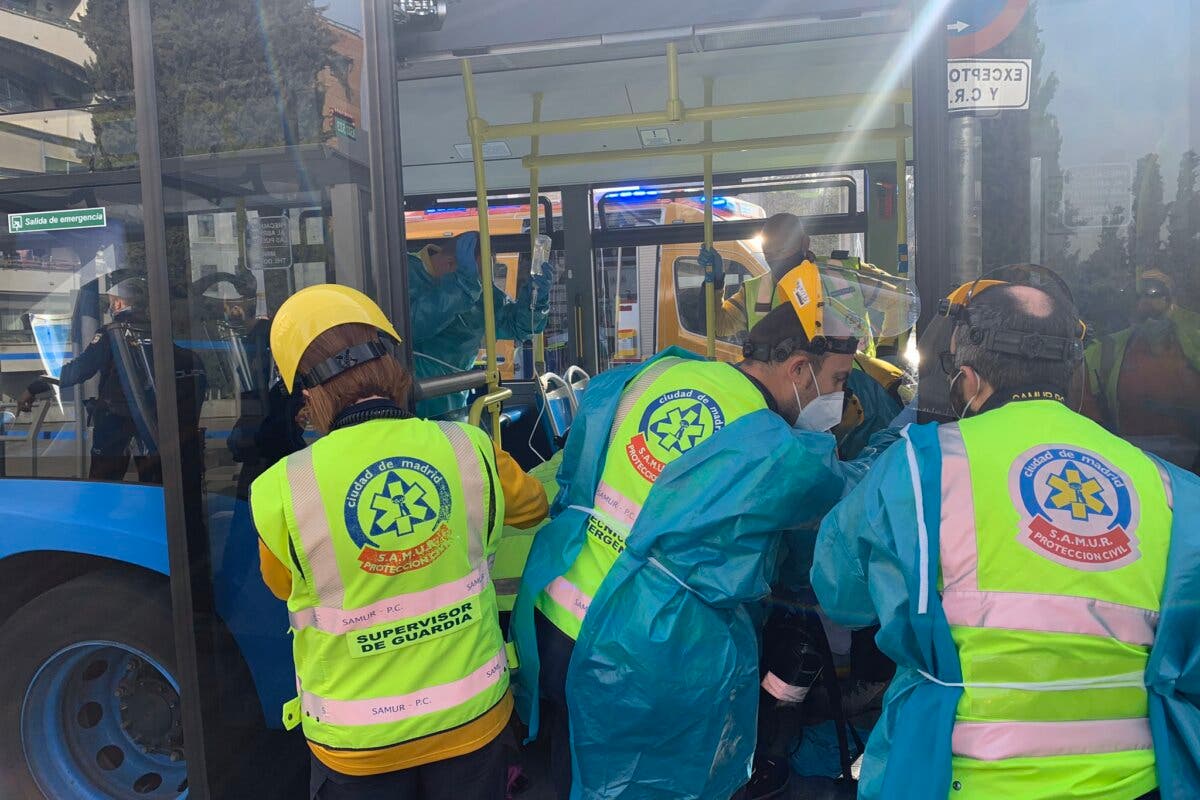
[369, 471, 437, 536]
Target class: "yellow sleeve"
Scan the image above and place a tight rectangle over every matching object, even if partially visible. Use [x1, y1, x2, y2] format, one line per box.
[716, 284, 750, 338]
[249, 461, 294, 602]
[495, 445, 549, 530]
[258, 539, 293, 601]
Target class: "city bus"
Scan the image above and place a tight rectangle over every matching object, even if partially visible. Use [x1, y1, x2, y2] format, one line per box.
[0, 0, 1194, 797]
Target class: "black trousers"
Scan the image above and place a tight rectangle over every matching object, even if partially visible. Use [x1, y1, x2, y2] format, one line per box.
[89, 410, 161, 483]
[308, 735, 508, 800]
[535, 610, 576, 800]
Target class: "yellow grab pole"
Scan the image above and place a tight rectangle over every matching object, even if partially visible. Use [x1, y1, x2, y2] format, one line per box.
[703, 77, 716, 360]
[666, 43, 683, 122]
[523, 125, 912, 169]
[529, 92, 545, 372]
[479, 90, 913, 140]
[461, 58, 502, 443]
[894, 102, 909, 276]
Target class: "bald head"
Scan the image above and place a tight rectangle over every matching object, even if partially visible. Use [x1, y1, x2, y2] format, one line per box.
[951, 281, 1081, 408]
[1007, 284, 1056, 318]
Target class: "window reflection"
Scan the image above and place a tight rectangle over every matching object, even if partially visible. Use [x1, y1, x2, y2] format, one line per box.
[958, 0, 1198, 472]
[148, 1, 374, 792]
[0, 0, 137, 176]
[0, 189, 163, 483]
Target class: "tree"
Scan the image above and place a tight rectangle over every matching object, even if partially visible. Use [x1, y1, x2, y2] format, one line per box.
[1167, 150, 1200, 306]
[1076, 208, 1132, 334]
[75, 0, 137, 170]
[78, 0, 338, 166]
[1128, 153, 1167, 272]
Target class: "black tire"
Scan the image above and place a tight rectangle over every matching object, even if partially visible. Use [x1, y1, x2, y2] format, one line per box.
[0, 569, 180, 800]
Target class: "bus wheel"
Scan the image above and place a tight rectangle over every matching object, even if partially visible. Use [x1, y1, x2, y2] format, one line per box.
[0, 570, 188, 799]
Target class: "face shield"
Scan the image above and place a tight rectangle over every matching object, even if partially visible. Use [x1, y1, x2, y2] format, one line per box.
[773, 262, 920, 355]
[916, 264, 1084, 422]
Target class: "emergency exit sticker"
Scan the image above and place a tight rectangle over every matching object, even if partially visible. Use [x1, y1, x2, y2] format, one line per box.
[947, 58, 1032, 113]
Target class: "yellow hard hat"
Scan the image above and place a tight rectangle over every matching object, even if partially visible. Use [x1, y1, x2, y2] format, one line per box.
[771, 261, 919, 354]
[270, 284, 402, 392]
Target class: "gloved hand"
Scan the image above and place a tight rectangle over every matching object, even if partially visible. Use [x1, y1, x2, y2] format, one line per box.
[454, 231, 481, 275]
[531, 260, 557, 311]
[698, 245, 726, 292]
[17, 389, 35, 413]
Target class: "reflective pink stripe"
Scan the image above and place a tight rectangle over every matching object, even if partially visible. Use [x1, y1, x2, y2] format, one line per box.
[952, 717, 1152, 760]
[941, 589, 1158, 646]
[761, 671, 811, 704]
[593, 480, 642, 530]
[300, 649, 507, 726]
[289, 565, 490, 635]
[938, 424, 978, 592]
[545, 576, 591, 621]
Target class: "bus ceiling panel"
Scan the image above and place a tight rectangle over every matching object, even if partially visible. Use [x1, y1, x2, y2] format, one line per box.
[399, 138, 904, 197]
[396, 29, 912, 193]
[398, 33, 909, 129]
[392, 0, 906, 80]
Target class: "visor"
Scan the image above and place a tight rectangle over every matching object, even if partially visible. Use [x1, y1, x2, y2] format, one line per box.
[776, 262, 919, 350]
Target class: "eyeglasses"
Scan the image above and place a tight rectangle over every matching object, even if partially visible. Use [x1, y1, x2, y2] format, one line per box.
[939, 351, 958, 376]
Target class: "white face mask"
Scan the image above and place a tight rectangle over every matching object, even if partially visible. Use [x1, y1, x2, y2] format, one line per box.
[792, 364, 844, 432]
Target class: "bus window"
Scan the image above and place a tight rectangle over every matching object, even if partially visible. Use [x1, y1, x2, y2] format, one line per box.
[403, 196, 574, 393]
[672, 254, 754, 344]
[0, 185, 155, 483]
[938, 0, 1199, 474]
[590, 173, 881, 368]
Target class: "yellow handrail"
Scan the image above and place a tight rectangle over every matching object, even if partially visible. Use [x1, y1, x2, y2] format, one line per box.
[468, 388, 514, 428]
[479, 90, 913, 140]
[461, 58, 502, 444]
[523, 126, 911, 170]
[665, 43, 683, 122]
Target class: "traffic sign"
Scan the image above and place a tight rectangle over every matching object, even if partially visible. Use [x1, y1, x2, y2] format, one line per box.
[333, 113, 357, 140]
[947, 59, 1032, 113]
[946, 0, 1030, 58]
[8, 207, 106, 234]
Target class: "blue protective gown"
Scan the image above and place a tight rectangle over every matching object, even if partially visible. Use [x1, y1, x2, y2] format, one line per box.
[511, 348, 877, 800]
[812, 419, 1200, 800]
[409, 232, 550, 418]
[840, 367, 901, 460]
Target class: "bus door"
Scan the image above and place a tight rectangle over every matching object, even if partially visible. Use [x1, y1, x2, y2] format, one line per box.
[594, 197, 665, 365]
[0, 177, 146, 480]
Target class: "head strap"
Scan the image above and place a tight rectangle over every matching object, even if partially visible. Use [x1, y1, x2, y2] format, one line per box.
[299, 339, 389, 389]
[742, 335, 858, 362]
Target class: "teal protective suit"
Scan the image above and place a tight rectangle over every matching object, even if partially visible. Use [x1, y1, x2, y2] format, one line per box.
[840, 367, 901, 460]
[812, 419, 1200, 799]
[511, 347, 875, 799]
[409, 232, 550, 418]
